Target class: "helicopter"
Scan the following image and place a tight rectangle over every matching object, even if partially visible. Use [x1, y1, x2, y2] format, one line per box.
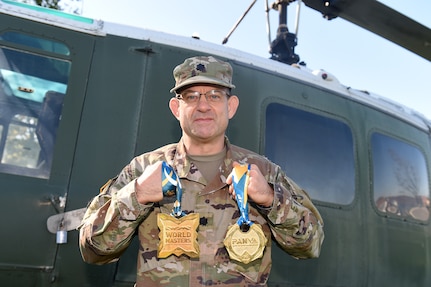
[0, 0, 430, 286]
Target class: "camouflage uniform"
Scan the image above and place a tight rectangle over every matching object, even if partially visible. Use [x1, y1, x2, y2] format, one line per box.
[79, 137, 324, 287]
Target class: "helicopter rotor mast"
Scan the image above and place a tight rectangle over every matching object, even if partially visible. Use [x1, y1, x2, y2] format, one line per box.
[222, 0, 302, 65]
[268, 0, 301, 65]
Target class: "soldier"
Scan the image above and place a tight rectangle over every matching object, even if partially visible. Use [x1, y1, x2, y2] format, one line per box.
[79, 55, 324, 286]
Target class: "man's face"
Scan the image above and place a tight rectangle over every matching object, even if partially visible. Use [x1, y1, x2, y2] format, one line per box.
[169, 85, 239, 144]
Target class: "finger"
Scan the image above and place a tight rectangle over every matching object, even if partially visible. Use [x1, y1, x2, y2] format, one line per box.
[231, 190, 236, 200]
[248, 163, 260, 177]
[227, 184, 234, 194]
[226, 173, 232, 185]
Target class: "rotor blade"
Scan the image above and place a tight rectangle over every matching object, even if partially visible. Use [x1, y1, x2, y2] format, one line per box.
[303, 0, 431, 61]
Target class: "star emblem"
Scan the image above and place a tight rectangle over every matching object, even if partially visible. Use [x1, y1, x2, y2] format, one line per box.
[196, 63, 206, 72]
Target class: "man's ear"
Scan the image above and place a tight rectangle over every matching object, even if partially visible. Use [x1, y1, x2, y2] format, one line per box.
[169, 97, 180, 119]
[227, 95, 239, 119]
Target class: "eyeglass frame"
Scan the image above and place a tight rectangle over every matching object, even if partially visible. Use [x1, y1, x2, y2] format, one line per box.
[175, 89, 231, 104]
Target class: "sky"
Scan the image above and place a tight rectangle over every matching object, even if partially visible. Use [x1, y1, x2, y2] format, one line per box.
[78, 0, 430, 119]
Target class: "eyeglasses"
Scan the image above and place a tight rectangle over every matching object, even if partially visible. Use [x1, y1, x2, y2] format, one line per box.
[176, 89, 230, 104]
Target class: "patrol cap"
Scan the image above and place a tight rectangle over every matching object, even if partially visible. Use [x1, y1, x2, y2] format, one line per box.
[170, 56, 236, 93]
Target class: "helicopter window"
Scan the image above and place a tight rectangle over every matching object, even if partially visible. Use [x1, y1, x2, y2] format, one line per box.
[1, 115, 40, 168]
[0, 31, 70, 56]
[265, 103, 355, 205]
[372, 133, 430, 222]
[0, 36, 70, 179]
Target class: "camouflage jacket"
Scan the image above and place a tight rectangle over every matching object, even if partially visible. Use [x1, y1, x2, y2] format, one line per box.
[79, 137, 324, 287]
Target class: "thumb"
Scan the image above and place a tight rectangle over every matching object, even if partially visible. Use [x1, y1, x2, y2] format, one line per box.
[226, 161, 240, 185]
[232, 161, 240, 168]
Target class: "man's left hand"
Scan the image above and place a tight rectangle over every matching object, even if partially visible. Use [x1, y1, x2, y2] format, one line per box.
[226, 162, 274, 208]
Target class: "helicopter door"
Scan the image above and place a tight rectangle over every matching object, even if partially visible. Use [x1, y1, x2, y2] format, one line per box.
[0, 23, 94, 284]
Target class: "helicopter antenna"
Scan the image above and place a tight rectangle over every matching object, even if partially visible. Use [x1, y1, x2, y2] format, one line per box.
[222, 0, 257, 44]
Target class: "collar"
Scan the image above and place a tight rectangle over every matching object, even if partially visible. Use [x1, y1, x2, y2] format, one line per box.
[171, 137, 235, 193]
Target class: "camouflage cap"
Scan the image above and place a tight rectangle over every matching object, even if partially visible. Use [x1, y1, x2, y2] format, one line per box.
[170, 56, 235, 93]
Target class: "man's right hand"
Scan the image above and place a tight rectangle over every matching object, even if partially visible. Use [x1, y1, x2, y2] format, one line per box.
[135, 162, 164, 205]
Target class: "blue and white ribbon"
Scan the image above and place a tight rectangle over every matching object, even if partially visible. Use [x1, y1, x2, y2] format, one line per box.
[161, 161, 185, 218]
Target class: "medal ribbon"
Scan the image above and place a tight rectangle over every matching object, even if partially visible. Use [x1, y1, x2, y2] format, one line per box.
[231, 164, 253, 230]
[161, 161, 185, 218]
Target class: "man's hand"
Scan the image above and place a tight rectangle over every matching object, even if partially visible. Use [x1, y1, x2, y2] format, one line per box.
[135, 162, 164, 205]
[226, 162, 274, 208]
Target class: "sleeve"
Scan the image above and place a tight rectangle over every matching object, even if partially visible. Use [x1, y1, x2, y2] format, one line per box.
[78, 163, 154, 264]
[261, 164, 324, 259]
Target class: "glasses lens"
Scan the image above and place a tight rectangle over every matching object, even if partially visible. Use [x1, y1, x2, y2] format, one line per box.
[178, 90, 228, 104]
[182, 91, 200, 103]
[206, 90, 224, 102]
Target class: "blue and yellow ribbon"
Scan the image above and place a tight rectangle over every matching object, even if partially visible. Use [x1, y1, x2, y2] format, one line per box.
[231, 164, 253, 230]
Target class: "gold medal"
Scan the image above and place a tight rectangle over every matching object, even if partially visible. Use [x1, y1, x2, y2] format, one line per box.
[158, 162, 199, 258]
[224, 164, 268, 264]
[157, 212, 200, 258]
[224, 223, 267, 264]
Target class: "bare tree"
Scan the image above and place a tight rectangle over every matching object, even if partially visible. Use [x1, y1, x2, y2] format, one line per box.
[35, 0, 60, 10]
[18, 0, 83, 14]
